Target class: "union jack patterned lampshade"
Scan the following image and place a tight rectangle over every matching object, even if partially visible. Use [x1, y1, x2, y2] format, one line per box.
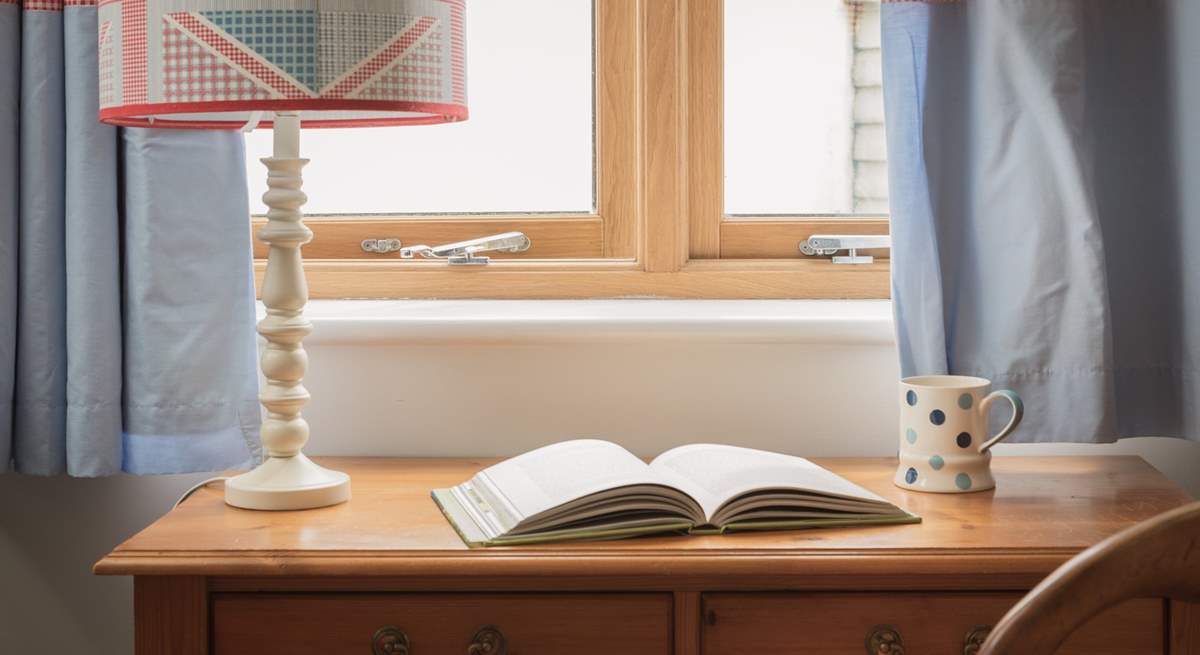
[97, 0, 467, 128]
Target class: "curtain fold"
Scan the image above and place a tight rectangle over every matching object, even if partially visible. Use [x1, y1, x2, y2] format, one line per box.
[1, 0, 261, 476]
[882, 0, 1200, 442]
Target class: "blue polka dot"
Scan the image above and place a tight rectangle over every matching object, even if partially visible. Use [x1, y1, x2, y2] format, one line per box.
[955, 472, 972, 490]
[930, 409, 946, 425]
[958, 393, 973, 409]
[905, 467, 918, 484]
[929, 455, 945, 470]
[956, 432, 972, 448]
[906, 390, 918, 406]
[905, 428, 918, 444]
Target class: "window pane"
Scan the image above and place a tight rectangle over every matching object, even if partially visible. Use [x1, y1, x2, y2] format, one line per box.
[724, 0, 887, 215]
[245, 0, 594, 216]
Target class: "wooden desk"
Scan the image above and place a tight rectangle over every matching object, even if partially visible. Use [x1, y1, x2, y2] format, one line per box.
[96, 456, 1199, 654]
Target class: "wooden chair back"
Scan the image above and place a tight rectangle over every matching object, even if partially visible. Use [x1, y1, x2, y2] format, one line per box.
[980, 500, 1200, 655]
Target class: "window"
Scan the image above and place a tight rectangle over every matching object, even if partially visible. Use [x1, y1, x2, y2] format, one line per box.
[725, 0, 886, 215]
[246, 1, 593, 216]
[250, 0, 889, 299]
[699, 0, 890, 260]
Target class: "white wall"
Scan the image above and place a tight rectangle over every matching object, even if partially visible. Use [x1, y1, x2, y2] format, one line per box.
[2, 302, 1197, 653]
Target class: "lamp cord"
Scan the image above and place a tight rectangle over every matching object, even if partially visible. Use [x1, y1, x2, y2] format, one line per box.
[174, 477, 229, 509]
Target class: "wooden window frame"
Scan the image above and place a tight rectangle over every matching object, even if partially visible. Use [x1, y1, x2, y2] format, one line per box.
[254, 0, 890, 299]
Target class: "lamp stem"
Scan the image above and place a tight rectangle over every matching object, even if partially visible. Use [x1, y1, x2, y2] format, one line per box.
[224, 111, 350, 510]
[258, 112, 311, 458]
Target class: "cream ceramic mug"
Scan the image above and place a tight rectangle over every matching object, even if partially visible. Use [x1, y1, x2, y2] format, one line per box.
[894, 375, 1023, 493]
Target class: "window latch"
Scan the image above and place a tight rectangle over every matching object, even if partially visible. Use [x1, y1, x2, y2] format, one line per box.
[800, 234, 890, 264]
[361, 231, 532, 265]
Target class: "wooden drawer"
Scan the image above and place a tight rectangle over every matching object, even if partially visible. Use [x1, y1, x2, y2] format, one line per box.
[701, 593, 1164, 655]
[212, 592, 672, 654]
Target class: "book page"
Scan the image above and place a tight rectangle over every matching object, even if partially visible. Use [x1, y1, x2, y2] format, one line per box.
[649, 443, 890, 523]
[472, 439, 664, 529]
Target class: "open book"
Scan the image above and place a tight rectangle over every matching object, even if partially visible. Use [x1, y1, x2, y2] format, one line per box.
[432, 440, 919, 547]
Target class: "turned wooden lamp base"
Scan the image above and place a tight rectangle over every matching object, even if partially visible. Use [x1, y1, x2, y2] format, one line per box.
[225, 111, 350, 511]
[225, 454, 350, 510]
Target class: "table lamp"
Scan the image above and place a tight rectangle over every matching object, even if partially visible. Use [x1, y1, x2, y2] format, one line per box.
[98, 0, 467, 510]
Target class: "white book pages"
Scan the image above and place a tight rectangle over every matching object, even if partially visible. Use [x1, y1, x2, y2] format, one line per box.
[650, 443, 891, 523]
[472, 439, 664, 529]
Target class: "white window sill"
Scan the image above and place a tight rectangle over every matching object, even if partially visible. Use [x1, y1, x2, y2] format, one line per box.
[258, 299, 895, 345]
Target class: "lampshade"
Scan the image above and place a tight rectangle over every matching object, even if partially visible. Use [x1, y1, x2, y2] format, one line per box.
[97, 0, 467, 128]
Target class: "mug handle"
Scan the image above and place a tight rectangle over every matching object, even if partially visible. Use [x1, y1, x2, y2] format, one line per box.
[979, 389, 1024, 452]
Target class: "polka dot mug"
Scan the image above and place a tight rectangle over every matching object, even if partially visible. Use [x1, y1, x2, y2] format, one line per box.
[895, 375, 1024, 493]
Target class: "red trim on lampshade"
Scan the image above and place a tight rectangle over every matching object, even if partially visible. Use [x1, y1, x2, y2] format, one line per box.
[7, 0, 97, 9]
[99, 99, 468, 129]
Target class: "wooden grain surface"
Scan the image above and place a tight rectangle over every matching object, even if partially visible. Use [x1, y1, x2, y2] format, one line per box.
[283, 258, 891, 300]
[597, 0, 638, 258]
[641, 0, 689, 273]
[134, 576, 207, 655]
[95, 456, 1192, 584]
[701, 593, 1163, 655]
[1174, 602, 1200, 655]
[675, 591, 702, 655]
[981, 500, 1200, 655]
[212, 592, 673, 655]
[686, 0, 723, 259]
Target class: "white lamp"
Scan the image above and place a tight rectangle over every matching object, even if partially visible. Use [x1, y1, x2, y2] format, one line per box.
[98, 0, 468, 509]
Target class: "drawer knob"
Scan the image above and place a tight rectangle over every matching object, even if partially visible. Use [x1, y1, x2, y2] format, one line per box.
[372, 626, 411, 655]
[964, 625, 992, 655]
[467, 625, 507, 655]
[866, 625, 905, 655]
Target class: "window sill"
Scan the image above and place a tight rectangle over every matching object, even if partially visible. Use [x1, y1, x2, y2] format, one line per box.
[258, 299, 895, 345]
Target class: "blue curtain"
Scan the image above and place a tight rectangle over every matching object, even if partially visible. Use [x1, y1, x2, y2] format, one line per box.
[883, 1, 1200, 442]
[1, 0, 261, 476]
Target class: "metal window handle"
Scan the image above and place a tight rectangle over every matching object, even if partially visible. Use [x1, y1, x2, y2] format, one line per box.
[402, 231, 531, 265]
[801, 234, 891, 264]
[360, 232, 532, 265]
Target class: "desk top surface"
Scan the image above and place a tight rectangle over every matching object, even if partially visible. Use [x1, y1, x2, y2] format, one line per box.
[95, 456, 1194, 584]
